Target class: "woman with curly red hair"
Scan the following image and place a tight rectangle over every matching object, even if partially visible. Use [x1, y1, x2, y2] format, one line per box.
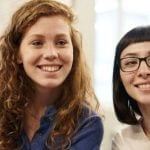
[0, 0, 103, 149]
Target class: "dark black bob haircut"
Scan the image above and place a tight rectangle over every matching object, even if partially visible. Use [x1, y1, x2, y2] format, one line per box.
[113, 26, 150, 125]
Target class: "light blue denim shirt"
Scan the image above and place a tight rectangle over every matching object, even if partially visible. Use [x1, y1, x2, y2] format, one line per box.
[20, 106, 103, 150]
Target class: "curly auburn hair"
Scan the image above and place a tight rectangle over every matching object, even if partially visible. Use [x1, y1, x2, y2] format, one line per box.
[0, 0, 100, 149]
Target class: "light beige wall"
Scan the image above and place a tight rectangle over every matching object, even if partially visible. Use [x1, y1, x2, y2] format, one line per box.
[0, 0, 29, 34]
[73, 0, 95, 70]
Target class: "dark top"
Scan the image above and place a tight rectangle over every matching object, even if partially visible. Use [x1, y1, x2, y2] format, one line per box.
[20, 106, 103, 150]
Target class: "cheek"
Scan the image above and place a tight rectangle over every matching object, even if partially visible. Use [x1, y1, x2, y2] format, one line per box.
[20, 50, 39, 64]
[61, 49, 73, 64]
[69, 52, 73, 64]
[120, 71, 135, 89]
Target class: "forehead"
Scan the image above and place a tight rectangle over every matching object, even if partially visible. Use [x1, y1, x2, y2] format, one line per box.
[121, 41, 150, 57]
[24, 15, 70, 36]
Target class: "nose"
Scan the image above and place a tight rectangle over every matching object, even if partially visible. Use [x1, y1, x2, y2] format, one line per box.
[43, 44, 58, 60]
[137, 61, 150, 78]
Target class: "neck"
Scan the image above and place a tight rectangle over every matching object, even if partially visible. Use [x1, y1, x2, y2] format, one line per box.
[35, 86, 62, 106]
[139, 104, 150, 138]
[26, 87, 61, 118]
[142, 120, 150, 140]
[24, 88, 61, 142]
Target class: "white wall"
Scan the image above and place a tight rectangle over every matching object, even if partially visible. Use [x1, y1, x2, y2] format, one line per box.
[0, 0, 29, 34]
[73, 0, 95, 70]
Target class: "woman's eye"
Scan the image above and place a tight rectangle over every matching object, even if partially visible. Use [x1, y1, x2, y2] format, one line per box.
[31, 41, 43, 47]
[56, 40, 67, 46]
[125, 61, 138, 67]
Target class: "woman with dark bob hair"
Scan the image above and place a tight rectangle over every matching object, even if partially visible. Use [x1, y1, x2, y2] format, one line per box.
[112, 26, 150, 150]
[0, 0, 103, 149]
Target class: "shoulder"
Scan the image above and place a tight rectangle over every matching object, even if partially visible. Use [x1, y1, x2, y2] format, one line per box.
[71, 106, 103, 148]
[78, 106, 103, 133]
[74, 108, 103, 141]
[115, 124, 142, 139]
[112, 124, 144, 150]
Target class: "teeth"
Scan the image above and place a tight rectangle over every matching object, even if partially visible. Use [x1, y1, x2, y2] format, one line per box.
[41, 66, 60, 72]
[138, 84, 150, 89]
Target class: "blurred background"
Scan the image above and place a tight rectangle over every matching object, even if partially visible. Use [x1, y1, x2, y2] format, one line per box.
[1, 0, 150, 149]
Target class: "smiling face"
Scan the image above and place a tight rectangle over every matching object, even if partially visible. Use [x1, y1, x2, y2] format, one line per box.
[120, 42, 150, 105]
[19, 16, 73, 92]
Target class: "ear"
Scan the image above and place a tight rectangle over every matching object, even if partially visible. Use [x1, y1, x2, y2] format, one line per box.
[17, 54, 22, 64]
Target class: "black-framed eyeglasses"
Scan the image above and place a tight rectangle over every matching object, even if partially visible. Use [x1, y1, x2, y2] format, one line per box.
[120, 55, 150, 72]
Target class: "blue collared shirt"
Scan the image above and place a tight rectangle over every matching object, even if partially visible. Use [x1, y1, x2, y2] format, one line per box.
[20, 106, 103, 150]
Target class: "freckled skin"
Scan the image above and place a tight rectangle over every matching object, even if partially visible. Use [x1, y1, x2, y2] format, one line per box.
[19, 16, 73, 92]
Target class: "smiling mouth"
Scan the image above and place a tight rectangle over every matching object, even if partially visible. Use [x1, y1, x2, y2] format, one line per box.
[136, 84, 150, 89]
[39, 65, 61, 72]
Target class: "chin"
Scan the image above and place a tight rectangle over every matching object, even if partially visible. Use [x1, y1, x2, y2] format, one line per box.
[138, 97, 150, 105]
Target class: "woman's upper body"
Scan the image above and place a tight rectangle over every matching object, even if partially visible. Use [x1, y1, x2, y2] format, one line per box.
[21, 106, 103, 150]
[0, 0, 103, 149]
[112, 124, 150, 150]
[112, 26, 150, 149]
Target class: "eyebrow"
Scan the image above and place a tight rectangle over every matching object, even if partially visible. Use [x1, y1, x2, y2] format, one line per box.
[28, 34, 44, 39]
[121, 53, 138, 58]
[122, 51, 150, 58]
[28, 33, 69, 39]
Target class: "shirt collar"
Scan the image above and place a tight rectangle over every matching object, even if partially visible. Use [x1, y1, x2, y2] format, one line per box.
[44, 105, 57, 119]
